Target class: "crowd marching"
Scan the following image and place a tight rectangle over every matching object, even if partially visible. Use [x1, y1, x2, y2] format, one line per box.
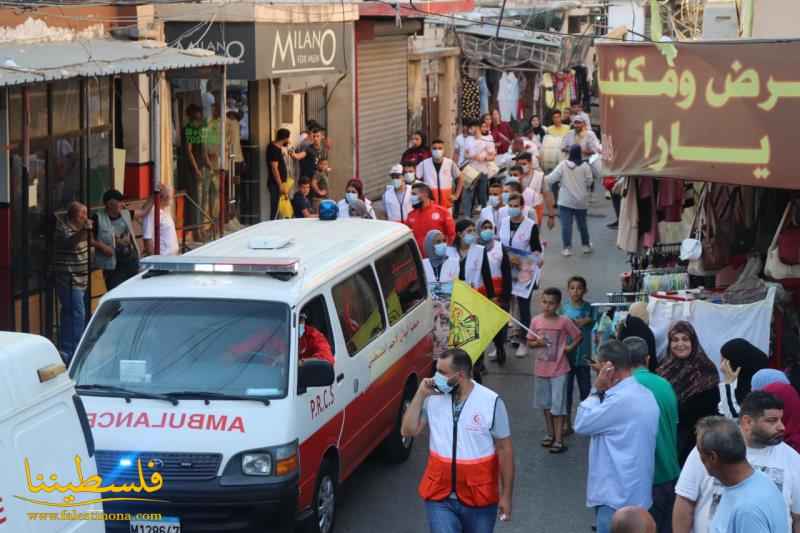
[49, 100, 800, 533]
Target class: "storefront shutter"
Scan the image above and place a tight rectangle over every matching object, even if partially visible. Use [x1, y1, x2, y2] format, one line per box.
[358, 36, 408, 199]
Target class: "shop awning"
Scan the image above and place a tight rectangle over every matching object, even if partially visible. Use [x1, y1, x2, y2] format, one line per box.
[0, 38, 237, 87]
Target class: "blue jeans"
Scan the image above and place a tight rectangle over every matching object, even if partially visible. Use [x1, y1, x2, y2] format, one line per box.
[56, 284, 86, 358]
[566, 364, 592, 415]
[595, 505, 616, 533]
[559, 205, 590, 249]
[425, 499, 498, 533]
[461, 174, 488, 218]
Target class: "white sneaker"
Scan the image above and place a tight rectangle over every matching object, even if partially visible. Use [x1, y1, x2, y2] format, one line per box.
[515, 344, 528, 358]
[583, 244, 594, 254]
[486, 343, 497, 360]
[561, 248, 573, 257]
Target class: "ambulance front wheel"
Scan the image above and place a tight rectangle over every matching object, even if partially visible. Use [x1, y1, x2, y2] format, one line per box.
[309, 458, 338, 533]
[380, 384, 416, 464]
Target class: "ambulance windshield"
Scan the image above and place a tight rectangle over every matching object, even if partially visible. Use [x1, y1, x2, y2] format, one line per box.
[71, 298, 291, 399]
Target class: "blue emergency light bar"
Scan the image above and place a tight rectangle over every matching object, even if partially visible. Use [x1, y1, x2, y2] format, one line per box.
[140, 256, 300, 276]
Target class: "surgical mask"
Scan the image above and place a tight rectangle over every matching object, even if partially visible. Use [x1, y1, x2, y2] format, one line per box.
[299, 323, 306, 337]
[434, 243, 448, 257]
[411, 194, 422, 206]
[346, 192, 358, 204]
[501, 192, 510, 204]
[463, 233, 477, 246]
[521, 164, 530, 173]
[392, 178, 403, 190]
[508, 207, 521, 218]
[433, 371, 457, 394]
[488, 195, 500, 207]
[432, 149, 444, 160]
[404, 172, 416, 184]
[480, 229, 494, 242]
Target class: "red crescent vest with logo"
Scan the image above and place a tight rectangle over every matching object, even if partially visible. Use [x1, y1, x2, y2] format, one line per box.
[418, 383, 500, 507]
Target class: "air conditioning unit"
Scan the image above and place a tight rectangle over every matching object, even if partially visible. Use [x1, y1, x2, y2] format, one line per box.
[702, 2, 739, 39]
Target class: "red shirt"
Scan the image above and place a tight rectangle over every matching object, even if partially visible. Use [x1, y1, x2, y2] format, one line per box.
[492, 122, 514, 154]
[299, 325, 335, 365]
[405, 203, 456, 257]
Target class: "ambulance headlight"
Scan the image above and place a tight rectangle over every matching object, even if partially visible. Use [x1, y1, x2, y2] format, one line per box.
[242, 453, 272, 476]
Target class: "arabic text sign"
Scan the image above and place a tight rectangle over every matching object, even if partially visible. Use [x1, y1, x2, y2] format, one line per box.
[597, 41, 800, 189]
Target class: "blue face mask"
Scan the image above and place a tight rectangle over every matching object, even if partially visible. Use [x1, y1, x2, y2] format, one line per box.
[480, 229, 494, 242]
[411, 194, 422, 206]
[463, 233, 477, 246]
[392, 178, 403, 190]
[508, 207, 521, 218]
[346, 192, 358, 204]
[298, 323, 306, 337]
[488, 195, 500, 207]
[433, 371, 457, 394]
[434, 243, 448, 257]
[501, 192, 510, 204]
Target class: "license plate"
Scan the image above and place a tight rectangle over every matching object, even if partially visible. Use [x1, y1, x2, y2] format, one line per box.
[129, 516, 180, 533]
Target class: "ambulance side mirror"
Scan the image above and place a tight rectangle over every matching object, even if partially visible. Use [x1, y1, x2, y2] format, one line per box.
[298, 359, 335, 395]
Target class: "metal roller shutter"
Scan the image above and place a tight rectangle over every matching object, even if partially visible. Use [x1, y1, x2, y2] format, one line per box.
[358, 36, 408, 199]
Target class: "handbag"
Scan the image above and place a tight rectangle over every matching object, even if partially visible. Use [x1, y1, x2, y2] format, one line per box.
[461, 164, 480, 188]
[766, 201, 800, 279]
[778, 202, 800, 265]
[730, 187, 757, 257]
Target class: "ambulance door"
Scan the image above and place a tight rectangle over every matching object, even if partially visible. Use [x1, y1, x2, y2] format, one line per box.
[329, 265, 385, 475]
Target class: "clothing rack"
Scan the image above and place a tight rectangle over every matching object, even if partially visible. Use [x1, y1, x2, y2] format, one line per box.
[629, 242, 686, 271]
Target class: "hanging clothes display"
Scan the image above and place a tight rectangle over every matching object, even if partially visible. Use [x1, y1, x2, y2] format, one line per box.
[461, 76, 480, 122]
[554, 70, 575, 111]
[497, 72, 519, 121]
[542, 72, 555, 110]
[479, 75, 490, 115]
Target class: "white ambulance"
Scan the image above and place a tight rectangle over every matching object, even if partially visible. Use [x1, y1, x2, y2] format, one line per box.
[0, 332, 104, 533]
[69, 218, 434, 533]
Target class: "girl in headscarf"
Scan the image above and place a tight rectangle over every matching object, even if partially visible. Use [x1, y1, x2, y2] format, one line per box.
[338, 179, 376, 219]
[718, 338, 769, 418]
[401, 131, 431, 167]
[657, 321, 720, 464]
[545, 144, 594, 256]
[477, 218, 512, 366]
[763, 382, 800, 454]
[751, 368, 791, 391]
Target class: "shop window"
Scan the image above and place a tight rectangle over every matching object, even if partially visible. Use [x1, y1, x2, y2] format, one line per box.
[88, 131, 112, 207]
[374, 241, 427, 325]
[52, 135, 81, 210]
[88, 78, 111, 128]
[332, 266, 386, 356]
[281, 94, 295, 124]
[8, 86, 48, 142]
[52, 80, 81, 136]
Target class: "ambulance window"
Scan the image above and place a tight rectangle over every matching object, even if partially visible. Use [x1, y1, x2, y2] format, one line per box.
[299, 296, 335, 356]
[374, 240, 427, 325]
[332, 266, 386, 356]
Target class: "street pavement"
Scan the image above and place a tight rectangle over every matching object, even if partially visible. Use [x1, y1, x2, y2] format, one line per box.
[335, 193, 629, 533]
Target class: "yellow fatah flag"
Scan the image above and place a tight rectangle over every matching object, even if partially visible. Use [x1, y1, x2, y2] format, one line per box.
[447, 280, 510, 363]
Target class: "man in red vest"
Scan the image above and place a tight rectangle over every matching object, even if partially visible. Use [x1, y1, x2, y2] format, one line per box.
[401, 348, 515, 532]
[405, 182, 456, 257]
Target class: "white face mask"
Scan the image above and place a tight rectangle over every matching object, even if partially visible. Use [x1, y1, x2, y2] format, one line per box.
[432, 149, 444, 160]
[404, 172, 416, 184]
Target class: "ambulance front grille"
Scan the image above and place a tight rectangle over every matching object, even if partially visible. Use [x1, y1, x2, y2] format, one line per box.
[95, 450, 223, 482]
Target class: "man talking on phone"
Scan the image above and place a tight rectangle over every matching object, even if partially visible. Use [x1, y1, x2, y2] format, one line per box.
[402, 348, 514, 533]
[575, 340, 660, 533]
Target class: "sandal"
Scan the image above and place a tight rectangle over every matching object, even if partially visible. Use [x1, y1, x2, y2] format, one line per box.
[541, 436, 554, 447]
[549, 442, 568, 454]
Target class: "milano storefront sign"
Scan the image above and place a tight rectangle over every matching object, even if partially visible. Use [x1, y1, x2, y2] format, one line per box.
[167, 22, 351, 80]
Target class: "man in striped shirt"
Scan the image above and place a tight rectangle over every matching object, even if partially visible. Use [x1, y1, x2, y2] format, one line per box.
[54, 201, 91, 358]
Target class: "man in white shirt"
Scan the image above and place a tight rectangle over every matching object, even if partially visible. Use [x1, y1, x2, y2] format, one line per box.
[575, 340, 660, 533]
[417, 139, 461, 211]
[453, 124, 469, 167]
[143, 185, 180, 256]
[382, 164, 413, 223]
[463, 119, 496, 218]
[673, 391, 800, 533]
